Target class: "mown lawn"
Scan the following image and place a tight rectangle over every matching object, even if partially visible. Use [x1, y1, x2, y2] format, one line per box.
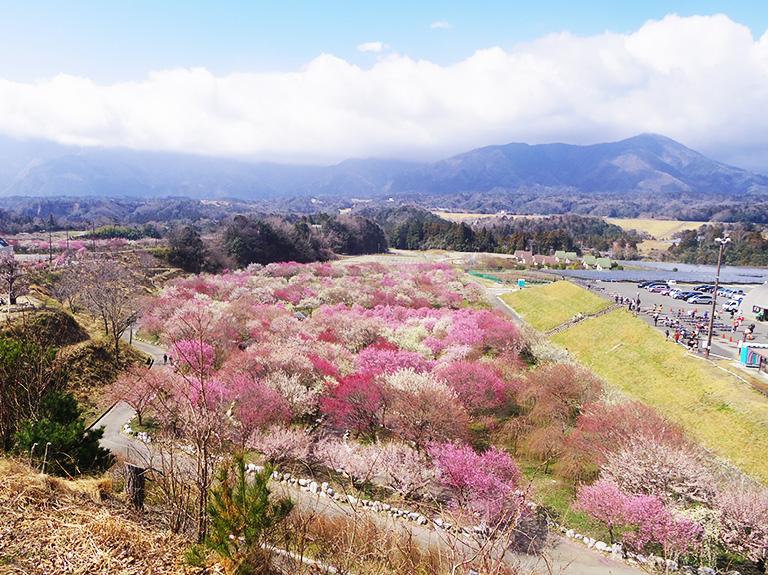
[501, 280, 611, 332]
[552, 309, 768, 483]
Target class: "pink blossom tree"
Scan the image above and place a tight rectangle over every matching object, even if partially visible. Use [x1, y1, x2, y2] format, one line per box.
[228, 375, 292, 444]
[320, 372, 387, 440]
[602, 437, 714, 505]
[429, 442, 524, 525]
[384, 370, 470, 447]
[111, 366, 164, 426]
[576, 479, 702, 559]
[433, 361, 509, 415]
[715, 481, 768, 567]
[247, 425, 313, 465]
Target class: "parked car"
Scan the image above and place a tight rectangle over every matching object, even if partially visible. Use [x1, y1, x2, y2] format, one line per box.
[688, 294, 714, 304]
[648, 284, 671, 293]
[641, 280, 668, 289]
[722, 300, 741, 312]
[674, 290, 702, 300]
[695, 285, 716, 293]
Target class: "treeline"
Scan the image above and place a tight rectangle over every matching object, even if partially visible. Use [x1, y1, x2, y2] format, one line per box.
[362, 206, 638, 257]
[667, 223, 768, 266]
[413, 191, 768, 223]
[168, 213, 387, 272]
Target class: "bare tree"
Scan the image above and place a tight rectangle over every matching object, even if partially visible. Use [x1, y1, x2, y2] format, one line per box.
[79, 257, 141, 364]
[0, 252, 27, 309]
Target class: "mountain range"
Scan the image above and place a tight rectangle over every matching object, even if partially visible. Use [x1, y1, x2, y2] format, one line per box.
[0, 133, 766, 200]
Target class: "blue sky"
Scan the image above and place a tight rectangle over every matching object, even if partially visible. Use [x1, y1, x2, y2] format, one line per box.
[1, 2, 768, 169]
[1, 1, 767, 81]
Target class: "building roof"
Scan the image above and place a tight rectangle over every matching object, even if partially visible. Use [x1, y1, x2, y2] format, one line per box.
[596, 257, 612, 268]
[582, 255, 598, 265]
[741, 283, 768, 320]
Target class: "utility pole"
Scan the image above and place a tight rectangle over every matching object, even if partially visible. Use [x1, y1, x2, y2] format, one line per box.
[705, 236, 731, 359]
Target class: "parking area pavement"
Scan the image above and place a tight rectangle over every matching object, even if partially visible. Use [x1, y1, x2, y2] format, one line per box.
[584, 280, 767, 361]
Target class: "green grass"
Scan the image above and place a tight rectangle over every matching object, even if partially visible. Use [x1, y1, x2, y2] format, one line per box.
[552, 309, 768, 483]
[520, 459, 610, 541]
[501, 280, 611, 332]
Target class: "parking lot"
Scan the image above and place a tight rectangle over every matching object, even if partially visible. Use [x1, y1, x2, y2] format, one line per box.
[587, 280, 767, 360]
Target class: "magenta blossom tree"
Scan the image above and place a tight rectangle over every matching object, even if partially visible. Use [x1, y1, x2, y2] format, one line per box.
[319, 372, 387, 440]
[429, 442, 525, 526]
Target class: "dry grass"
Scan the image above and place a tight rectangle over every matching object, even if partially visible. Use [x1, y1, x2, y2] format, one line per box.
[552, 309, 768, 483]
[501, 281, 611, 332]
[605, 217, 702, 240]
[0, 458, 189, 575]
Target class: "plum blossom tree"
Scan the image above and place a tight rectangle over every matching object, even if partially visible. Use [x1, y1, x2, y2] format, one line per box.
[247, 425, 313, 465]
[227, 375, 292, 444]
[320, 372, 387, 440]
[433, 361, 509, 415]
[384, 370, 470, 447]
[111, 365, 163, 426]
[576, 479, 702, 560]
[602, 437, 715, 505]
[429, 442, 524, 525]
[558, 401, 685, 481]
[715, 480, 768, 568]
[574, 479, 630, 544]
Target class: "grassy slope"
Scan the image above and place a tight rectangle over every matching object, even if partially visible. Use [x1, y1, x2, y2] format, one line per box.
[501, 281, 611, 332]
[552, 309, 768, 482]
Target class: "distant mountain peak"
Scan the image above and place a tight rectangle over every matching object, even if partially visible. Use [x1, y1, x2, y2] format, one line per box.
[0, 132, 764, 200]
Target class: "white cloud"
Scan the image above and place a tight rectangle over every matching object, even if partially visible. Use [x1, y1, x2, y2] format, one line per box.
[1, 14, 768, 168]
[430, 20, 452, 30]
[357, 41, 388, 53]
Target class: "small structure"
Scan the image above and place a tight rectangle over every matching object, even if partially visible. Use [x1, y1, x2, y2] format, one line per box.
[739, 343, 768, 374]
[533, 254, 558, 267]
[582, 255, 598, 268]
[596, 257, 613, 270]
[554, 250, 578, 264]
[513, 250, 534, 265]
[741, 282, 768, 322]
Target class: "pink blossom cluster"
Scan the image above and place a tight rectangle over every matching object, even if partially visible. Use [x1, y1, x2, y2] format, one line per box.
[576, 479, 702, 559]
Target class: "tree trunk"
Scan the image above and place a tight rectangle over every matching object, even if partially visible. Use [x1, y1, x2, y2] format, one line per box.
[124, 463, 146, 510]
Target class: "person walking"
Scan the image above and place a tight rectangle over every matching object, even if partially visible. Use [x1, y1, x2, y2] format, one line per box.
[653, 312, 659, 326]
[163, 353, 168, 365]
[665, 328, 670, 340]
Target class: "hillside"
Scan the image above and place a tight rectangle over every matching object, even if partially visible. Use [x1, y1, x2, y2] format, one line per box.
[0, 133, 765, 201]
[0, 458, 186, 574]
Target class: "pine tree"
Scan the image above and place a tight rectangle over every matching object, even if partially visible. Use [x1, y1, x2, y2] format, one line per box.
[189, 455, 293, 575]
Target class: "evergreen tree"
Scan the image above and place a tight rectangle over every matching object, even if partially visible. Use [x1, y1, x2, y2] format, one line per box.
[14, 390, 113, 477]
[188, 455, 293, 575]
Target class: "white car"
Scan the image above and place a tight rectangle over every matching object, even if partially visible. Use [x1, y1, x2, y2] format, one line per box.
[722, 299, 741, 312]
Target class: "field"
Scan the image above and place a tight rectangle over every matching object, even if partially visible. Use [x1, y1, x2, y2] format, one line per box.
[606, 218, 702, 239]
[432, 210, 501, 221]
[552, 308, 768, 482]
[500, 280, 611, 332]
